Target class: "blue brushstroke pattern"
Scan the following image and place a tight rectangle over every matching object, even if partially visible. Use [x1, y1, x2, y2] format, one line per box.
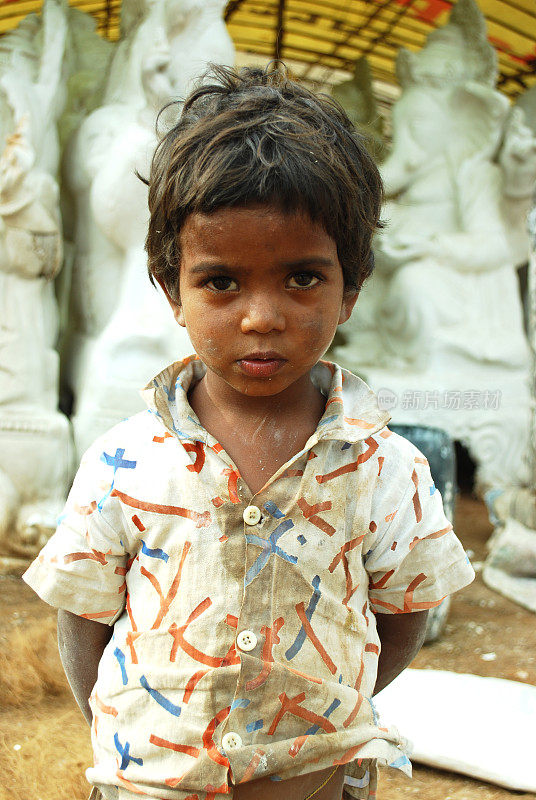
[285, 575, 321, 661]
[318, 415, 338, 427]
[101, 448, 137, 471]
[246, 719, 264, 732]
[304, 697, 341, 735]
[230, 697, 251, 711]
[140, 540, 169, 563]
[114, 733, 143, 770]
[171, 422, 191, 440]
[97, 481, 114, 513]
[389, 755, 411, 769]
[161, 382, 176, 402]
[263, 501, 285, 518]
[346, 771, 370, 788]
[114, 647, 128, 685]
[140, 675, 182, 717]
[245, 519, 296, 587]
[367, 696, 379, 726]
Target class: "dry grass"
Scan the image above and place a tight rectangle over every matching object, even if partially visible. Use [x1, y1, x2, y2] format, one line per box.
[0, 618, 92, 798]
[0, 703, 92, 800]
[0, 619, 68, 708]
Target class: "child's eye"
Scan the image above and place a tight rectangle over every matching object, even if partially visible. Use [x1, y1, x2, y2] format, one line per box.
[287, 272, 321, 289]
[205, 276, 238, 292]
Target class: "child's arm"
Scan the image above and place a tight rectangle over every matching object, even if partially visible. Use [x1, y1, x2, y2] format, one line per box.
[373, 610, 428, 696]
[57, 609, 113, 726]
[340, 612, 428, 799]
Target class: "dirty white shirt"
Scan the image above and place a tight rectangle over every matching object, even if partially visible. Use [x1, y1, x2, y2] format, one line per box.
[24, 357, 475, 800]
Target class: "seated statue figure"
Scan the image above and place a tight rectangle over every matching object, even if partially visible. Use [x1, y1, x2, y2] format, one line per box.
[0, 0, 73, 562]
[333, 0, 534, 490]
[63, 0, 234, 459]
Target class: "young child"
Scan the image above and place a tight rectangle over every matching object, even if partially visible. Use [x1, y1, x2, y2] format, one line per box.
[24, 65, 474, 800]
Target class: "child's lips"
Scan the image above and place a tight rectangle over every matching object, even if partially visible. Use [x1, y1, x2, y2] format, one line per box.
[238, 353, 287, 377]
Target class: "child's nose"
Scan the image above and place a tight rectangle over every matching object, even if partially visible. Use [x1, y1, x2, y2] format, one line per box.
[240, 293, 286, 334]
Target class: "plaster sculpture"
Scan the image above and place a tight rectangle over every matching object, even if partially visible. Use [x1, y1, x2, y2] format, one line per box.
[59, 7, 114, 154]
[63, 0, 234, 459]
[498, 105, 536, 269]
[482, 189, 536, 611]
[333, 0, 535, 490]
[515, 84, 536, 138]
[0, 0, 73, 569]
[331, 57, 387, 161]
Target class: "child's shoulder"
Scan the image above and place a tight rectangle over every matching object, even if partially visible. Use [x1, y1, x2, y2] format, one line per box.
[80, 409, 172, 466]
[372, 426, 426, 462]
[369, 425, 432, 486]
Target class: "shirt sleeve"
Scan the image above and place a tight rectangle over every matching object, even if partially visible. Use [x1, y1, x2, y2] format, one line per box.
[22, 441, 129, 625]
[364, 451, 474, 615]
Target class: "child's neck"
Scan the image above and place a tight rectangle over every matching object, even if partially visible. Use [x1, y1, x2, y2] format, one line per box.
[189, 373, 326, 496]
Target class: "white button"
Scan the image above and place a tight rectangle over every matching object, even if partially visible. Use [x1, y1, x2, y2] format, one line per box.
[222, 731, 243, 751]
[243, 505, 261, 525]
[236, 629, 258, 651]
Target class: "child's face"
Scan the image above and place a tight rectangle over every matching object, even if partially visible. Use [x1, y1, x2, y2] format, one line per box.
[159, 204, 358, 400]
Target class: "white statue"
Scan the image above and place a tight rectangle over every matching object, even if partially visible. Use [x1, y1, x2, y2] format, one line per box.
[63, 0, 234, 459]
[515, 85, 536, 140]
[482, 191, 536, 612]
[0, 1, 73, 566]
[331, 57, 387, 162]
[333, 0, 535, 490]
[501, 90, 536, 269]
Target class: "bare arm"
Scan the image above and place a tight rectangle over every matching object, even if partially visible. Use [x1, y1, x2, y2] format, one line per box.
[57, 609, 113, 726]
[373, 610, 428, 696]
[341, 612, 429, 799]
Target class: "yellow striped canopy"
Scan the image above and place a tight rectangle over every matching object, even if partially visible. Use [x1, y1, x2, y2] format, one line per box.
[0, 0, 534, 102]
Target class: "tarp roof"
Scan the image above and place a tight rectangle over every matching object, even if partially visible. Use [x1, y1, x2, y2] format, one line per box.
[1, 0, 534, 103]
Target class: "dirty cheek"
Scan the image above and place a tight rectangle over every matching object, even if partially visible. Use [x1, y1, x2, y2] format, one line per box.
[199, 337, 222, 358]
[300, 315, 330, 343]
[199, 339, 229, 376]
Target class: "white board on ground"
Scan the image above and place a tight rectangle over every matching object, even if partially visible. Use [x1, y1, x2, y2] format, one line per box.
[375, 668, 536, 792]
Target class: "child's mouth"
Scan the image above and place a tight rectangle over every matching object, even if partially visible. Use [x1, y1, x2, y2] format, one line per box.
[238, 353, 287, 377]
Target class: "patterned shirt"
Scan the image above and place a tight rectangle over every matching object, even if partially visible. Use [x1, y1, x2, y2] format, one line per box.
[24, 357, 474, 800]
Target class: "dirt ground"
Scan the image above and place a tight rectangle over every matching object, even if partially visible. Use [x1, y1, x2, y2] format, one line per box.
[1, 493, 535, 800]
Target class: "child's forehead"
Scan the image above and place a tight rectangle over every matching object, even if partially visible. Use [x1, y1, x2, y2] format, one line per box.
[181, 204, 331, 246]
[178, 205, 340, 269]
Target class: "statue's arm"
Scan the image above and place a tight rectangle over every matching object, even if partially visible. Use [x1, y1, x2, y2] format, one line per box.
[414, 155, 513, 274]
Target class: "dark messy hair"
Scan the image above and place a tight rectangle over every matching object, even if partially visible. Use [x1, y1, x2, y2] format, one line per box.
[143, 63, 383, 298]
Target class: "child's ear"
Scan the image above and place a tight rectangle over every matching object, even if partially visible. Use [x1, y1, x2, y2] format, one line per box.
[338, 289, 359, 324]
[156, 277, 185, 327]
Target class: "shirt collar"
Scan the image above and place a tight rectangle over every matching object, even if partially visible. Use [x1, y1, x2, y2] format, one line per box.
[140, 355, 391, 445]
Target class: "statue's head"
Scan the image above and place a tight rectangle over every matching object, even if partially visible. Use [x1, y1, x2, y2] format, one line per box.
[331, 57, 386, 160]
[498, 108, 536, 199]
[396, 0, 497, 90]
[385, 79, 509, 184]
[108, 0, 233, 109]
[163, 0, 234, 99]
